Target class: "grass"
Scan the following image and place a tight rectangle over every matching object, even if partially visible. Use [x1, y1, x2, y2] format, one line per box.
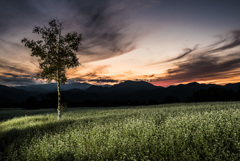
[1, 102, 240, 160]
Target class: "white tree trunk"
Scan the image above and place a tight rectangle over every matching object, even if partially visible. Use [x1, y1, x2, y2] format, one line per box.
[57, 81, 61, 120]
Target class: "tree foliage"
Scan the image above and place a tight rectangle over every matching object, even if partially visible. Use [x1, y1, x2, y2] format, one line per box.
[22, 19, 82, 120]
[22, 19, 82, 84]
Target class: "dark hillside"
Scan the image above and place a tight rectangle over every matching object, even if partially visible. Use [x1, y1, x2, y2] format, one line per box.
[1, 81, 240, 108]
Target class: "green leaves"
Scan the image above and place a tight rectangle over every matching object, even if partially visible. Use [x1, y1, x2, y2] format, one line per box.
[64, 32, 82, 52]
[21, 19, 82, 84]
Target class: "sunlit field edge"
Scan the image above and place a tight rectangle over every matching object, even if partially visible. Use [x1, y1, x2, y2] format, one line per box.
[1, 102, 240, 160]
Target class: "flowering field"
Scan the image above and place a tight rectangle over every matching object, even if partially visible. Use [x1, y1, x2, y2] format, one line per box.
[1, 102, 240, 160]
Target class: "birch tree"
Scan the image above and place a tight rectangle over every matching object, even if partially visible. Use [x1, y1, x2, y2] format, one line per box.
[22, 19, 82, 120]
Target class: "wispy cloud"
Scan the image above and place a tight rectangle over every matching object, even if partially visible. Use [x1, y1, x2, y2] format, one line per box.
[68, 65, 115, 84]
[88, 79, 119, 83]
[150, 45, 198, 65]
[0, 0, 151, 86]
[0, 59, 37, 86]
[0, 0, 148, 63]
[67, 0, 138, 62]
[0, 59, 33, 74]
[206, 30, 240, 54]
[165, 45, 198, 62]
[0, 75, 36, 86]
[152, 30, 240, 85]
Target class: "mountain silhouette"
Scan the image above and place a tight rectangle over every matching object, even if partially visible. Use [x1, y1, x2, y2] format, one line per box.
[15, 82, 92, 93]
[110, 80, 157, 93]
[0, 85, 33, 107]
[1, 81, 240, 108]
[164, 82, 219, 101]
[86, 81, 157, 94]
[224, 83, 240, 91]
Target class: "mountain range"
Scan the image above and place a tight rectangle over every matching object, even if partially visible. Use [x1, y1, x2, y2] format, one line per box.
[15, 82, 92, 93]
[1, 81, 240, 108]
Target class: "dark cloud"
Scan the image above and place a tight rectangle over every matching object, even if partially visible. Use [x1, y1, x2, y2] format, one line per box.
[88, 79, 119, 83]
[153, 30, 240, 84]
[67, 65, 112, 83]
[0, 59, 37, 86]
[0, 76, 37, 86]
[68, 78, 86, 83]
[0, 0, 42, 36]
[145, 74, 155, 78]
[206, 30, 240, 54]
[0, 72, 36, 86]
[0, 59, 31, 74]
[2, 73, 32, 78]
[165, 53, 240, 82]
[84, 71, 98, 78]
[0, 0, 148, 86]
[0, 0, 142, 62]
[165, 45, 198, 62]
[68, 77, 119, 84]
[67, 0, 137, 62]
[150, 45, 198, 65]
[2, 73, 20, 78]
[76, 65, 109, 79]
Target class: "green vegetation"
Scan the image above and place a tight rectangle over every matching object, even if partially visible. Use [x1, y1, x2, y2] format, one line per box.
[1, 102, 240, 160]
[22, 19, 82, 120]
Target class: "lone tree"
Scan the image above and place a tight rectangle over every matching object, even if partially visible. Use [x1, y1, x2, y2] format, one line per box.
[22, 19, 82, 120]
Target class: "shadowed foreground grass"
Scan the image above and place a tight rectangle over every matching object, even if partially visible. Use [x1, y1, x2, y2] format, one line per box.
[1, 102, 240, 160]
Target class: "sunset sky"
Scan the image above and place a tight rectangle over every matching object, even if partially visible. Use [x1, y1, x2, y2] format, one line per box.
[1, 0, 240, 87]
